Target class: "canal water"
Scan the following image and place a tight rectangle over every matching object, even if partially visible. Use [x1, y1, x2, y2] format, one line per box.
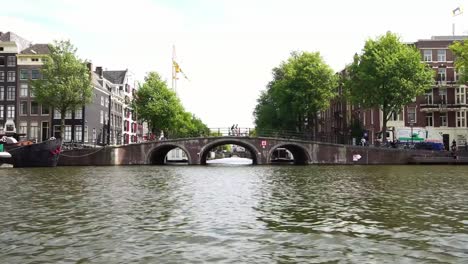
[0, 165, 467, 263]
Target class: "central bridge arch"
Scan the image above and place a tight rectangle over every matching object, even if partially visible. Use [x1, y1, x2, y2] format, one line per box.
[198, 139, 261, 165]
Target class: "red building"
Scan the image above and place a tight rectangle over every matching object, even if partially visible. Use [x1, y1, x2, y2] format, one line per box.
[321, 35, 468, 149]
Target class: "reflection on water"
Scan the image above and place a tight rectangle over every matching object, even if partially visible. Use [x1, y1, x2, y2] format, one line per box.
[0, 165, 467, 263]
[207, 157, 253, 165]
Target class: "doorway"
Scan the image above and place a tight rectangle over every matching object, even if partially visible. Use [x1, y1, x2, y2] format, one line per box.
[443, 134, 450, 151]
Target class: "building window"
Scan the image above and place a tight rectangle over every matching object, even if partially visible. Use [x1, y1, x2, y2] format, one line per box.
[6, 105, 15, 119]
[30, 86, 35, 97]
[53, 125, 61, 138]
[105, 113, 108, 124]
[100, 110, 104, 124]
[407, 107, 416, 123]
[30, 101, 39, 115]
[456, 86, 466, 104]
[101, 96, 104, 106]
[31, 69, 40, 80]
[64, 125, 72, 142]
[437, 49, 446, 62]
[20, 101, 27, 116]
[105, 97, 109, 108]
[65, 110, 72, 119]
[7, 71, 15, 82]
[92, 128, 96, 143]
[437, 68, 446, 83]
[439, 88, 447, 104]
[0, 72, 4, 81]
[0, 86, 3, 100]
[30, 122, 39, 140]
[426, 113, 433, 126]
[0, 106, 3, 119]
[457, 111, 466, 127]
[19, 122, 27, 137]
[425, 91, 433, 104]
[42, 122, 49, 141]
[41, 105, 50, 115]
[84, 126, 88, 143]
[75, 126, 82, 142]
[75, 108, 82, 119]
[20, 83, 28, 97]
[423, 50, 432, 61]
[7, 56, 15, 67]
[0, 57, 4, 66]
[20, 69, 29, 80]
[6, 86, 15, 101]
[54, 109, 61, 119]
[440, 112, 447, 127]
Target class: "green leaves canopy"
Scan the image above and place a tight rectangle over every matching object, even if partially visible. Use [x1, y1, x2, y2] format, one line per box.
[254, 51, 337, 135]
[31, 40, 93, 138]
[450, 40, 468, 84]
[132, 72, 209, 138]
[346, 32, 434, 141]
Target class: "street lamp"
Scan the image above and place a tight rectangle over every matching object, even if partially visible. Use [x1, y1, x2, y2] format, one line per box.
[106, 86, 112, 145]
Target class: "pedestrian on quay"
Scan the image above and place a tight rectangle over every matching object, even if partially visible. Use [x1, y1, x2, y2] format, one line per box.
[451, 139, 457, 159]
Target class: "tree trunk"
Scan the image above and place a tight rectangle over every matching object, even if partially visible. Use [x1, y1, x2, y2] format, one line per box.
[60, 109, 66, 140]
[382, 108, 387, 144]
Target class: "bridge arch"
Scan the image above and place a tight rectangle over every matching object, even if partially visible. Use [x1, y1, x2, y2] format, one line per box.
[268, 143, 310, 165]
[199, 138, 261, 165]
[147, 143, 192, 165]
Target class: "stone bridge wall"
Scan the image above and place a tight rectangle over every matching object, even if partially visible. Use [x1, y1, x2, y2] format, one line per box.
[58, 137, 439, 166]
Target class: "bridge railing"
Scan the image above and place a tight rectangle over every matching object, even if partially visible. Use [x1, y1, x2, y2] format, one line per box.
[208, 128, 353, 144]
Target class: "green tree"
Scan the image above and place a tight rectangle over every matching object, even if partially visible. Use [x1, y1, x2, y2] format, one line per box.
[254, 51, 337, 137]
[450, 40, 468, 84]
[133, 72, 182, 137]
[346, 32, 434, 142]
[31, 40, 93, 139]
[133, 72, 209, 138]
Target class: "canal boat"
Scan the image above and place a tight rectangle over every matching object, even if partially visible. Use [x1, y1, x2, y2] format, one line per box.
[0, 119, 62, 167]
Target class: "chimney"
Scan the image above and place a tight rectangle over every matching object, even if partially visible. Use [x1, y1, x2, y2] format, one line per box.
[96, 66, 103, 78]
[86, 62, 93, 72]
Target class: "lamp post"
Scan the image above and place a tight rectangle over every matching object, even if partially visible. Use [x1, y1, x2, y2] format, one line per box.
[107, 88, 112, 145]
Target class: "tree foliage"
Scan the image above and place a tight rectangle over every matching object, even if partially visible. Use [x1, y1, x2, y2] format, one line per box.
[254, 51, 338, 136]
[31, 40, 93, 138]
[132, 72, 209, 138]
[345, 32, 434, 142]
[449, 40, 468, 84]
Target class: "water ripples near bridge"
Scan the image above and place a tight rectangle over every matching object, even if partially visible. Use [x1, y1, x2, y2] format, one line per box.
[1, 165, 468, 263]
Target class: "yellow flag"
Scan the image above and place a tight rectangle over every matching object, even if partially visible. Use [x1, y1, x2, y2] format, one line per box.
[173, 60, 181, 73]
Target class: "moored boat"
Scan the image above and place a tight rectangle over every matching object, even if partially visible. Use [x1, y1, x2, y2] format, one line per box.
[0, 119, 62, 168]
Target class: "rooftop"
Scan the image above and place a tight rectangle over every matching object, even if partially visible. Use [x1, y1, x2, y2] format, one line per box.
[103, 70, 127, 84]
[21, 44, 50, 55]
[0, 31, 31, 52]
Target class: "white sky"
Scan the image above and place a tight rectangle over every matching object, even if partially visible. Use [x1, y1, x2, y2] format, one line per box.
[1, 0, 466, 128]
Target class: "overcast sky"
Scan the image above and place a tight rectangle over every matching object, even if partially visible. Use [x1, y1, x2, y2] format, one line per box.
[1, 0, 466, 128]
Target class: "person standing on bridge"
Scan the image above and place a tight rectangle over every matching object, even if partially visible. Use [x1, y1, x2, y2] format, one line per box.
[230, 124, 235, 136]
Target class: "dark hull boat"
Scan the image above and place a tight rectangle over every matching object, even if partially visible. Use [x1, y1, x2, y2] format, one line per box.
[0, 138, 62, 168]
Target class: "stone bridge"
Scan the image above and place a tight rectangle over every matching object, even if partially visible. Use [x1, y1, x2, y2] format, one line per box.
[59, 136, 422, 166]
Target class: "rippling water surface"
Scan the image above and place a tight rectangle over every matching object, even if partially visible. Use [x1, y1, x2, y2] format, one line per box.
[1, 165, 468, 263]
